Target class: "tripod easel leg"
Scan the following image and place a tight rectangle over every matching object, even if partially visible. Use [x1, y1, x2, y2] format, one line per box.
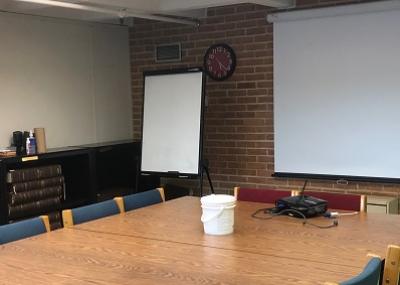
[199, 163, 214, 197]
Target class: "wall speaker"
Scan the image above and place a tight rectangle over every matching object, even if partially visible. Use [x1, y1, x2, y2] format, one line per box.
[155, 43, 181, 62]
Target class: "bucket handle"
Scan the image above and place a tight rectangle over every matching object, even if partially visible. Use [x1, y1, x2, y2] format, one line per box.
[201, 205, 235, 223]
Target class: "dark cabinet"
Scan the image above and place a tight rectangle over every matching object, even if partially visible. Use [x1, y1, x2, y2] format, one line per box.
[0, 147, 95, 224]
[79, 141, 159, 201]
[0, 140, 160, 225]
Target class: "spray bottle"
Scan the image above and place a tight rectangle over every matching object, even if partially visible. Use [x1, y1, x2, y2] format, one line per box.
[26, 130, 37, 155]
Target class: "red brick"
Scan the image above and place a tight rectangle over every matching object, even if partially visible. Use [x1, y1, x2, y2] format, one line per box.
[237, 82, 256, 89]
[225, 14, 246, 22]
[246, 27, 266, 35]
[245, 11, 268, 20]
[215, 6, 236, 16]
[246, 89, 266, 96]
[237, 169, 258, 176]
[236, 4, 256, 13]
[226, 29, 246, 37]
[237, 97, 257, 104]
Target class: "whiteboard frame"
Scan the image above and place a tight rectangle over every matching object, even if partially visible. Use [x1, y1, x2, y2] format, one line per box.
[140, 68, 205, 178]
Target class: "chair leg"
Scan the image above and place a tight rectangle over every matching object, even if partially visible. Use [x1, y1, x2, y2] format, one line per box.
[113, 197, 125, 213]
[40, 215, 51, 232]
[360, 195, 367, 212]
[234, 187, 240, 199]
[62, 210, 74, 227]
[157, 187, 166, 202]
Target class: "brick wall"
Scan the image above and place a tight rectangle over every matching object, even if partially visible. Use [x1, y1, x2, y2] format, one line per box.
[129, 0, 400, 197]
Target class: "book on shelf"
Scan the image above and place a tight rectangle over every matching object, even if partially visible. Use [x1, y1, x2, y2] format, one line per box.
[9, 176, 65, 193]
[8, 197, 61, 220]
[8, 186, 63, 206]
[7, 165, 62, 183]
[0, 149, 16, 157]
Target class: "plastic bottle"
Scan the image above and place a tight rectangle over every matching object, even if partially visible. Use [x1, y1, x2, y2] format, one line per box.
[26, 130, 37, 155]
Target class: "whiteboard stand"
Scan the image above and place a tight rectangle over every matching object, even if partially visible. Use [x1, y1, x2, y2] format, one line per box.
[141, 68, 209, 195]
[199, 159, 215, 197]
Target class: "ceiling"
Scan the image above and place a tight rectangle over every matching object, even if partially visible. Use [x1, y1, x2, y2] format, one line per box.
[0, 0, 295, 25]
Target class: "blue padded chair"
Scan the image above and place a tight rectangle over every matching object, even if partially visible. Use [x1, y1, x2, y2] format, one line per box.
[327, 257, 382, 285]
[0, 216, 50, 244]
[114, 188, 165, 213]
[62, 199, 120, 227]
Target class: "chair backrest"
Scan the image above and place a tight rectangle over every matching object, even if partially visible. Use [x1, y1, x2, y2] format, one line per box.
[234, 187, 292, 204]
[62, 199, 120, 227]
[382, 244, 400, 285]
[339, 257, 382, 285]
[292, 191, 366, 212]
[114, 188, 165, 213]
[0, 215, 50, 244]
[326, 257, 382, 285]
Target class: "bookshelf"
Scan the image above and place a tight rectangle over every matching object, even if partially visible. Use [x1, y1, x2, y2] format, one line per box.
[0, 140, 159, 225]
[0, 147, 95, 224]
[77, 140, 160, 202]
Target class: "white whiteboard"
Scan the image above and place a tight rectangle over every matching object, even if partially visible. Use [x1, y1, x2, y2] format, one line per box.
[141, 70, 204, 176]
[273, 3, 400, 179]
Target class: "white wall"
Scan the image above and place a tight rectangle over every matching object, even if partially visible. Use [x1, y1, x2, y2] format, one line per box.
[0, 12, 132, 148]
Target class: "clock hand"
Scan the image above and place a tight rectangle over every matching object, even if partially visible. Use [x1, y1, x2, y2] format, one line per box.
[215, 58, 229, 71]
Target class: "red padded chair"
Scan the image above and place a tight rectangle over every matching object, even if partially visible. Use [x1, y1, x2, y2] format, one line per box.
[234, 187, 292, 204]
[292, 190, 366, 212]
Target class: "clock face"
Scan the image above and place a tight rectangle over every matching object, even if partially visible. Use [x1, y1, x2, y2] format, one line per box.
[204, 43, 236, 81]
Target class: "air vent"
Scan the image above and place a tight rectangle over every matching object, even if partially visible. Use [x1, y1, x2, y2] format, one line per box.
[155, 43, 181, 62]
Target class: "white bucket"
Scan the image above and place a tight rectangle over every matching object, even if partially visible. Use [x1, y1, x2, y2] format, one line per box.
[200, 194, 236, 235]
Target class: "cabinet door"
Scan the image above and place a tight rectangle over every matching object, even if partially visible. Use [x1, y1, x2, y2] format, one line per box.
[367, 204, 387, 214]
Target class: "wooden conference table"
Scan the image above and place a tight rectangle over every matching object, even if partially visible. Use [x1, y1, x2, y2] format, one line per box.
[0, 196, 399, 284]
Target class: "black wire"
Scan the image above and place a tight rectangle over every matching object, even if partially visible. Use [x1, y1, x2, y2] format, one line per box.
[251, 207, 282, 220]
[251, 207, 338, 229]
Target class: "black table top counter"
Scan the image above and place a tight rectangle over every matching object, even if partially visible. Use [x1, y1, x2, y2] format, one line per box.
[75, 139, 139, 149]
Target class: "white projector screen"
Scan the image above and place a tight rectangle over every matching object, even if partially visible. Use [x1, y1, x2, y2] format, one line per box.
[141, 69, 204, 176]
[273, 3, 400, 181]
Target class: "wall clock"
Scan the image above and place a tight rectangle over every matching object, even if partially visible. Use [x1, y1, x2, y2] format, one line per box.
[203, 43, 236, 81]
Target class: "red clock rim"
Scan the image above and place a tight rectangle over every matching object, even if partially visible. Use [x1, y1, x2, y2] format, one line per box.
[203, 43, 236, 81]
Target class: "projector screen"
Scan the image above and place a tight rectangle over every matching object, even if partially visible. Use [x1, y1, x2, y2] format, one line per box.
[141, 69, 204, 176]
[273, 3, 400, 180]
